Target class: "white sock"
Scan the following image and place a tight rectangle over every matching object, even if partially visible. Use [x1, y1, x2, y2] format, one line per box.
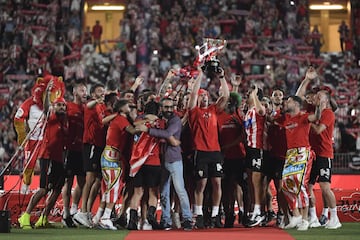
[309, 207, 317, 219]
[329, 207, 337, 219]
[102, 207, 112, 219]
[70, 203, 78, 215]
[253, 204, 261, 215]
[211, 206, 219, 217]
[322, 208, 329, 217]
[95, 207, 104, 219]
[194, 205, 203, 215]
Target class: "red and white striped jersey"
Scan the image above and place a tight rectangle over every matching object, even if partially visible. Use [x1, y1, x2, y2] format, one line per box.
[244, 106, 265, 149]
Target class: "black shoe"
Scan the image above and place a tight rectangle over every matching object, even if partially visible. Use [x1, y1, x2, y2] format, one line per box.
[147, 206, 161, 230]
[160, 223, 172, 230]
[267, 210, 276, 221]
[62, 217, 76, 228]
[195, 215, 205, 229]
[127, 209, 138, 230]
[276, 212, 284, 226]
[210, 215, 223, 228]
[183, 220, 193, 231]
[260, 213, 269, 227]
[113, 214, 127, 228]
[224, 214, 235, 228]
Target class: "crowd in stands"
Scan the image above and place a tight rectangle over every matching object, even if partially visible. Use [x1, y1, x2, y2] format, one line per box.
[0, 0, 359, 170]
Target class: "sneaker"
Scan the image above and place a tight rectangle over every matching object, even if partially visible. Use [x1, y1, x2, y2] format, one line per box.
[92, 214, 101, 226]
[62, 217, 76, 228]
[276, 212, 285, 227]
[171, 212, 181, 229]
[195, 215, 205, 229]
[224, 214, 235, 228]
[247, 214, 265, 227]
[319, 214, 328, 226]
[309, 217, 321, 228]
[160, 223, 172, 230]
[260, 215, 269, 227]
[284, 215, 302, 229]
[141, 219, 153, 230]
[34, 215, 49, 228]
[183, 219, 193, 231]
[297, 219, 309, 231]
[210, 215, 223, 228]
[114, 214, 127, 228]
[267, 210, 276, 221]
[99, 218, 117, 230]
[73, 212, 92, 228]
[325, 217, 342, 229]
[18, 213, 32, 229]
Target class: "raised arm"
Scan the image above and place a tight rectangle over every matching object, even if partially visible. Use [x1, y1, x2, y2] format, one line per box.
[129, 76, 144, 93]
[216, 68, 230, 112]
[188, 69, 203, 110]
[252, 85, 265, 116]
[296, 66, 317, 99]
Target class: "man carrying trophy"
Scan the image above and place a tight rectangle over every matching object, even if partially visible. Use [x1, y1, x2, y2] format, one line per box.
[188, 38, 229, 228]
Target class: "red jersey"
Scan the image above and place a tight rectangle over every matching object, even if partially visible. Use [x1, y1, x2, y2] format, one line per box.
[83, 102, 106, 147]
[217, 110, 246, 160]
[92, 24, 102, 39]
[38, 113, 68, 163]
[106, 114, 133, 161]
[188, 104, 220, 152]
[268, 110, 287, 159]
[67, 102, 84, 151]
[310, 108, 335, 158]
[277, 112, 310, 149]
[244, 106, 265, 149]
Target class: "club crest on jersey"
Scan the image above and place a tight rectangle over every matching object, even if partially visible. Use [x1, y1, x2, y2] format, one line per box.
[202, 112, 211, 119]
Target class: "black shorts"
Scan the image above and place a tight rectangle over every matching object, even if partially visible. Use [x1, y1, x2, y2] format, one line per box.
[39, 158, 65, 191]
[223, 158, 246, 186]
[132, 165, 162, 188]
[65, 150, 85, 177]
[246, 147, 263, 172]
[83, 143, 103, 175]
[262, 151, 285, 180]
[309, 156, 332, 184]
[193, 150, 224, 179]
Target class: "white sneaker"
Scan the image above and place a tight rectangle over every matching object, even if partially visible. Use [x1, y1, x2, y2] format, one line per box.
[284, 215, 302, 229]
[297, 219, 309, 231]
[141, 219, 153, 230]
[325, 217, 342, 229]
[92, 214, 101, 226]
[99, 218, 117, 230]
[309, 217, 321, 228]
[172, 212, 181, 229]
[73, 212, 92, 228]
[20, 184, 30, 194]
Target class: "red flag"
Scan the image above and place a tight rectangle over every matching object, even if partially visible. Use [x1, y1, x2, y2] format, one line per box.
[129, 132, 158, 177]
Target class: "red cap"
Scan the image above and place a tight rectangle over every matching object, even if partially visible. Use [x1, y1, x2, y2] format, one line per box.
[53, 97, 66, 104]
[198, 89, 209, 96]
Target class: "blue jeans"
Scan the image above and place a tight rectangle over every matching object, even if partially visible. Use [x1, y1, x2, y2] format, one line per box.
[160, 160, 192, 224]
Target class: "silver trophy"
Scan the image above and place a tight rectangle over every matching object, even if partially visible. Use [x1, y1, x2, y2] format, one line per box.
[194, 38, 227, 75]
